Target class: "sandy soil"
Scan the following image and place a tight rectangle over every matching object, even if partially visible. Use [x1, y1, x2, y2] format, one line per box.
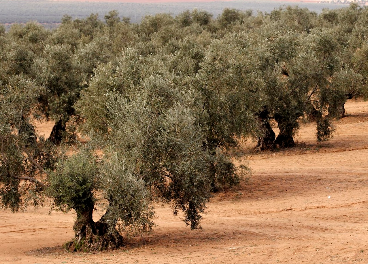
[1, 99, 368, 264]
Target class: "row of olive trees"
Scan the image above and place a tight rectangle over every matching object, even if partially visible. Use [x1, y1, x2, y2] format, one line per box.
[1, 4, 368, 250]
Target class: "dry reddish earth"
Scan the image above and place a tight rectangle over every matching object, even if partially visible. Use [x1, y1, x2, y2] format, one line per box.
[1, 99, 368, 263]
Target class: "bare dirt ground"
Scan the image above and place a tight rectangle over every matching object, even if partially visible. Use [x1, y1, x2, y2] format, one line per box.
[1, 99, 368, 264]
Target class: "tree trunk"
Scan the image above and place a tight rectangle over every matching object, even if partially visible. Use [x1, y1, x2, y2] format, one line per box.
[19, 116, 37, 148]
[209, 160, 219, 192]
[328, 102, 346, 119]
[337, 103, 346, 118]
[49, 119, 66, 145]
[258, 120, 275, 150]
[274, 132, 295, 148]
[73, 207, 94, 247]
[65, 205, 124, 251]
[274, 114, 296, 148]
[256, 108, 275, 150]
[307, 104, 322, 122]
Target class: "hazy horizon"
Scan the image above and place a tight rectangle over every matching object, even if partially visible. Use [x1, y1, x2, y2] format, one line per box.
[49, 0, 303, 2]
[49, 0, 236, 2]
[1, 0, 349, 26]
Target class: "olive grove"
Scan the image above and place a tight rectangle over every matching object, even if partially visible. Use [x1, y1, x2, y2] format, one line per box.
[1, 4, 367, 250]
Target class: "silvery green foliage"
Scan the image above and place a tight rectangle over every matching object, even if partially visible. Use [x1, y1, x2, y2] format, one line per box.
[196, 32, 263, 150]
[98, 153, 154, 235]
[48, 149, 98, 214]
[48, 147, 152, 249]
[0, 76, 49, 211]
[246, 17, 363, 146]
[77, 52, 211, 229]
[33, 43, 82, 122]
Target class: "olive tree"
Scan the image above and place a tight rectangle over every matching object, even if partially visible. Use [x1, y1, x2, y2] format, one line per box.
[34, 43, 83, 144]
[305, 28, 362, 119]
[49, 48, 213, 250]
[195, 32, 262, 188]
[249, 15, 362, 149]
[0, 23, 56, 211]
[0, 75, 55, 211]
[248, 26, 305, 148]
[48, 148, 153, 251]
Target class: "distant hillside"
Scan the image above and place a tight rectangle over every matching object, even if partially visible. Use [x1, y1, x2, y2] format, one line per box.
[0, 0, 347, 28]
[50, 0, 229, 2]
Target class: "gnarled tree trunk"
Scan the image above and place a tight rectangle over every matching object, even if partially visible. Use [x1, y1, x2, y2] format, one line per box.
[274, 114, 296, 148]
[49, 119, 66, 145]
[65, 204, 124, 252]
[256, 108, 275, 150]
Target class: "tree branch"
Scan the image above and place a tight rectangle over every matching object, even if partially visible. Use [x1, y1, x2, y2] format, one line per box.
[13, 175, 46, 190]
[307, 84, 319, 101]
[23, 148, 49, 176]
